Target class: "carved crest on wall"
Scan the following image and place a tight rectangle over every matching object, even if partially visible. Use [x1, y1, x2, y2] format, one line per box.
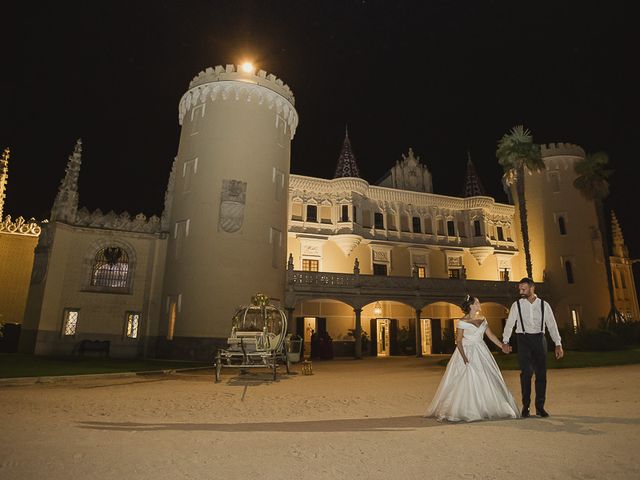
[218, 179, 247, 233]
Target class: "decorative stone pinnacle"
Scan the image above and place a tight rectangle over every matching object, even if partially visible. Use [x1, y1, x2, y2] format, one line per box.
[462, 153, 486, 197]
[611, 211, 628, 258]
[333, 130, 361, 179]
[51, 138, 82, 223]
[0, 147, 9, 220]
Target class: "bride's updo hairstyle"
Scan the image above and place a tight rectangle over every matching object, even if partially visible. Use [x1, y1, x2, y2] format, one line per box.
[460, 294, 476, 314]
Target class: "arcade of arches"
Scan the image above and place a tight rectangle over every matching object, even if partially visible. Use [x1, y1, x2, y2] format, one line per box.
[291, 298, 509, 358]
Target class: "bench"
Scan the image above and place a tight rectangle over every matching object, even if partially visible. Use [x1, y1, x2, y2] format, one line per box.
[74, 340, 110, 357]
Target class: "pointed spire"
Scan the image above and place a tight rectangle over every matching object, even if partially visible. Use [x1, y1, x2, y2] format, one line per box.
[333, 128, 360, 179]
[0, 147, 9, 220]
[462, 152, 486, 197]
[51, 138, 83, 223]
[611, 211, 629, 258]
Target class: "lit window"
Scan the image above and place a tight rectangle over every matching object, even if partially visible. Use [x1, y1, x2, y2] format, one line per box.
[125, 312, 140, 339]
[91, 247, 129, 288]
[417, 265, 427, 278]
[570, 309, 580, 333]
[302, 259, 319, 272]
[499, 269, 511, 281]
[449, 269, 461, 279]
[62, 309, 79, 336]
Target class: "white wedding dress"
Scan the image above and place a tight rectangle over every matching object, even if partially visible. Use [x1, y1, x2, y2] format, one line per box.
[425, 319, 520, 422]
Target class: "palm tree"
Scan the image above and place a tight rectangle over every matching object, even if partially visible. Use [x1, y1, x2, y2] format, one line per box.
[573, 151, 624, 327]
[496, 126, 545, 279]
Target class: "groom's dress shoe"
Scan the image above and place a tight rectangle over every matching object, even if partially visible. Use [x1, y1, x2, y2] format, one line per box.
[536, 408, 549, 418]
[521, 408, 530, 418]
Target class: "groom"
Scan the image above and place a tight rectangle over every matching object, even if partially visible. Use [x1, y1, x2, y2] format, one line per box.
[502, 277, 563, 418]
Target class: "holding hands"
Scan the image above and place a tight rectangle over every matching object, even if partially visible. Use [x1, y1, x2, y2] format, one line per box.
[501, 343, 512, 354]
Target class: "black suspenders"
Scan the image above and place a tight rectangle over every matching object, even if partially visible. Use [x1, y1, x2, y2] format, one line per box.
[515, 298, 545, 333]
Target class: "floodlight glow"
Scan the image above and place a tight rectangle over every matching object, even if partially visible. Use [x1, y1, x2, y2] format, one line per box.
[241, 62, 254, 73]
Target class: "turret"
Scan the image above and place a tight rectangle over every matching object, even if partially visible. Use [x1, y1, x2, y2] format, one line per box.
[161, 64, 299, 351]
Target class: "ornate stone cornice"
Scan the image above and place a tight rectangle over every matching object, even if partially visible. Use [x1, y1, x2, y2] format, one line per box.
[72, 207, 162, 234]
[178, 65, 298, 138]
[0, 215, 42, 237]
[289, 174, 514, 216]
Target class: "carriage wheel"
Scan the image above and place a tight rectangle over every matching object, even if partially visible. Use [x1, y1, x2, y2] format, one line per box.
[215, 354, 222, 383]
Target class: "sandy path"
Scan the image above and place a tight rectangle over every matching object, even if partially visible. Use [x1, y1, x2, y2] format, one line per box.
[1, 357, 639, 479]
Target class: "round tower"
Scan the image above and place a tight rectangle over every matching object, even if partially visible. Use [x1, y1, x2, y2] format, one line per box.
[161, 64, 298, 356]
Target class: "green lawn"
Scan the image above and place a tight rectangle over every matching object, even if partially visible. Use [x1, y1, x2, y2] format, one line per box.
[0, 353, 208, 379]
[438, 349, 640, 369]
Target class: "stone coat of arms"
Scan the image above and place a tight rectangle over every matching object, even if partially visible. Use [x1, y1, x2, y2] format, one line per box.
[218, 179, 247, 233]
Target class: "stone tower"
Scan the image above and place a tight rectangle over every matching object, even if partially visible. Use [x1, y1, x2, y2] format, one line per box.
[515, 143, 611, 329]
[160, 64, 298, 355]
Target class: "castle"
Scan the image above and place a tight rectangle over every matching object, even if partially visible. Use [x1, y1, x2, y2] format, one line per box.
[1, 65, 637, 359]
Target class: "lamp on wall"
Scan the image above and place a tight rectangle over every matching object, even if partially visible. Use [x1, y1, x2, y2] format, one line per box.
[373, 301, 382, 316]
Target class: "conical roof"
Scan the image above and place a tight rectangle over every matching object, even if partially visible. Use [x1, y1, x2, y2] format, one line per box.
[462, 153, 486, 197]
[333, 127, 361, 179]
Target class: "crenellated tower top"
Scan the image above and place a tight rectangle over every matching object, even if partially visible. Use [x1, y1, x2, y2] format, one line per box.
[0, 147, 9, 220]
[540, 142, 586, 158]
[178, 64, 298, 138]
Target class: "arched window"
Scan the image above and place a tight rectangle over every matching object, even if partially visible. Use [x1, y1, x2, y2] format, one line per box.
[565, 260, 574, 284]
[91, 247, 130, 288]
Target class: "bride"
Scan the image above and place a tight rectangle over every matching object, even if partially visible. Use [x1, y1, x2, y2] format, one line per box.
[425, 295, 520, 422]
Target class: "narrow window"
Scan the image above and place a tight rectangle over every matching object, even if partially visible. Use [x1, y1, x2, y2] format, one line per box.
[558, 216, 567, 235]
[306, 205, 317, 222]
[125, 312, 141, 339]
[374, 212, 384, 229]
[447, 220, 456, 237]
[565, 260, 575, 284]
[417, 265, 427, 278]
[620, 272, 627, 289]
[373, 263, 388, 276]
[183, 158, 198, 193]
[62, 309, 79, 336]
[341, 205, 349, 222]
[190, 104, 205, 134]
[412, 217, 421, 233]
[457, 220, 466, 238]
[320, 206, 332, 224]
[272, 168, 285, 202]
[570, 309, 580, 333]
[352, 205, 358, 224]
[474, 220, 482, 237]
[437, 219, 445, 235]
[174, 220, 190, 260]
[497, 226, 505, 241]
[448, 269, 461, 279]
[400, 215, 410, 232]
[167, 299, 177, 340]
[302, 259, 319, 272]
[613, 270, 619, 289]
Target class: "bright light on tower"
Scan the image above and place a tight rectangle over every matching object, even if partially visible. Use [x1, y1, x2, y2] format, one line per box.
[241, 62, 254, 73]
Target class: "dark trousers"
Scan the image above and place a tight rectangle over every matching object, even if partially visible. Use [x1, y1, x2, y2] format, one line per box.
[516, 333, 547, 410]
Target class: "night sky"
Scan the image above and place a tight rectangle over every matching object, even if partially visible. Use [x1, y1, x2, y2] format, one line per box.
[3, 2, 639, 261]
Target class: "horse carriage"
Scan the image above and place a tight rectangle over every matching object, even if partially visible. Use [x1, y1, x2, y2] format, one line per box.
[214, 294, 294, 382]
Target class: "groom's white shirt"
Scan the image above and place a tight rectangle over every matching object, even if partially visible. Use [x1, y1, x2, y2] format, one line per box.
[503, 296, 562, 346]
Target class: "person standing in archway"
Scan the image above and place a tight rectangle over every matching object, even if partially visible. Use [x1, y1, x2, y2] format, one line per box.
[502, 277, 564, 418]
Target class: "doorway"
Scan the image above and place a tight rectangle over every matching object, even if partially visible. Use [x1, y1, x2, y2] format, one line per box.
[376, 319, 391, 356]
[420, 318, 432, 355]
